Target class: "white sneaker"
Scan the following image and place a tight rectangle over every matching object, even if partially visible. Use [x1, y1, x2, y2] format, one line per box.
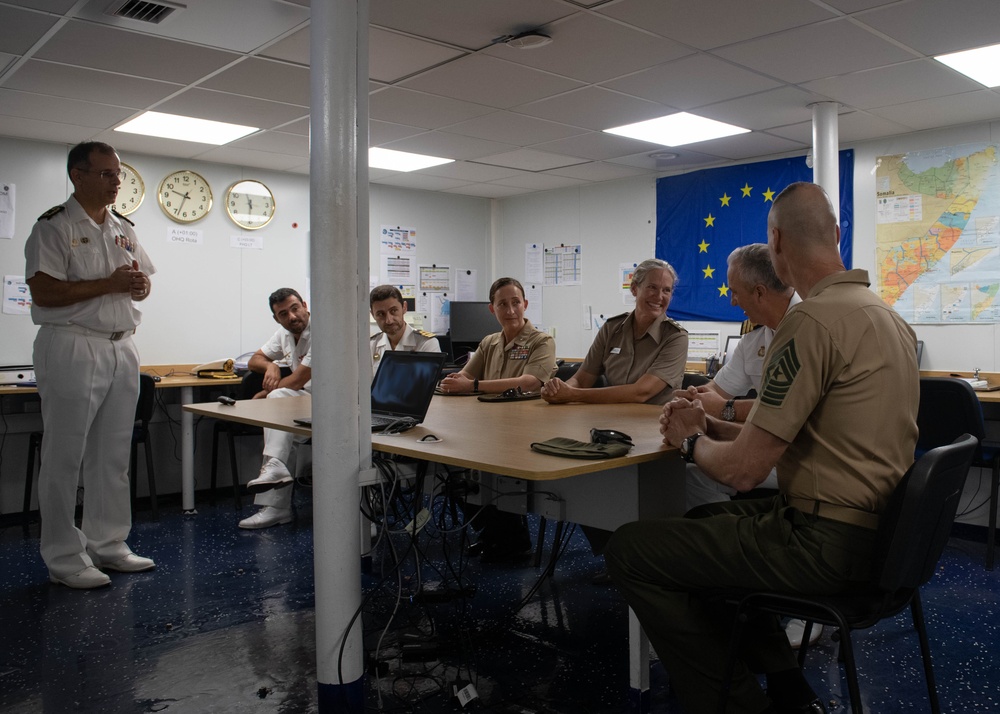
[784, 619, 823, 649]
[239, 506, 293, 530]
[247, 457, 293, 494]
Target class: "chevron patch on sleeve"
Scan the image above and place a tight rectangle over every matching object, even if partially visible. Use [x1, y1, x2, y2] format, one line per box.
[759, 340, 801, 407]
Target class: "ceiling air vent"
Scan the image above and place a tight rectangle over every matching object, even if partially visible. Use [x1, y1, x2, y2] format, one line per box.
[107, 0, 183, 24]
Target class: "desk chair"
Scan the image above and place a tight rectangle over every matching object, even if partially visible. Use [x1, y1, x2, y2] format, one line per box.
[23, 431, 43, 526]
[681, 372, 710, 389]
[716, 433, 978, 714]
[916, 377, 999, 569]
[129, 373, 158, 519]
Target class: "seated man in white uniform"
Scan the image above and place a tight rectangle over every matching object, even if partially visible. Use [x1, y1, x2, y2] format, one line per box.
[238, 288, 312, 530]
[676, 244, 818, 648]
[369, 285, 440, 376]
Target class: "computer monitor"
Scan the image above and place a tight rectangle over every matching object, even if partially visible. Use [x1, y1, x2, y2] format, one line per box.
[721, 335, 741, 367]
[449, 301, 496, 361]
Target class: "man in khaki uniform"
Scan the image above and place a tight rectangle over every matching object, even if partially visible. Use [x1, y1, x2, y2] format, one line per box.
[606, 182, 919, 714]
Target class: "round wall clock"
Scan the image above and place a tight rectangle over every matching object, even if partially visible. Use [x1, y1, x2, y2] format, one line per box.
[115, 162, 145, 216]
[157, 169, 213, 223]
[225, 179, 275, 230]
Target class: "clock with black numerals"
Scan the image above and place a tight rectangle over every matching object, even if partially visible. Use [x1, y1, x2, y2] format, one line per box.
[225, 179, 275, 230]
[157, 169, 213, 223]
[114, 162, 145, 216]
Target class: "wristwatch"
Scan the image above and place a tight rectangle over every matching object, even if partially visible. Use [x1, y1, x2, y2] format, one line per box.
[680, 432, 704, 463]
[721, 399, 736, 422]
[473, 378, 479, 392]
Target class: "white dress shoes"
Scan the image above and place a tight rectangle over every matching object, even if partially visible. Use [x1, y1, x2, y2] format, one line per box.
[239, 506, 293, 529]
[49, 566, 111, 590]
[97, 553, 156, 573]
[247, 456, 293, 494]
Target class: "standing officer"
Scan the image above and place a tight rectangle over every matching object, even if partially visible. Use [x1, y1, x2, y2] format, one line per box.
[25, 141, 156, 589]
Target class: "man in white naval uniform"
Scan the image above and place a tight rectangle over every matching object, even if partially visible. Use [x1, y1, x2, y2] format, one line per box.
[238, 288, 313, 530]
[369, 285, 440, 377]
[24, 141, 156, 589]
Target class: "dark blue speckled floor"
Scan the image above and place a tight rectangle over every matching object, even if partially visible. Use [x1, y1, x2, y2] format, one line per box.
[0, 487, 997, 713]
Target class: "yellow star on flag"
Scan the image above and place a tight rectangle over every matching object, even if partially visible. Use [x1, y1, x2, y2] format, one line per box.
[718, 283, 730, 297]
[740, 183, 752, 197]
[763, 187, 775, 202]
[702, 265, 715, 279]
[697, 239, 710, 253]
[719, 193, 731, 207]
[704, 213, 715, 227]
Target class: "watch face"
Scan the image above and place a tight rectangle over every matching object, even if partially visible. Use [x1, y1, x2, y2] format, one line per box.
[225, 179, 275, 230]
[115, 162, 145, 215]
[158, 170, 213, 223]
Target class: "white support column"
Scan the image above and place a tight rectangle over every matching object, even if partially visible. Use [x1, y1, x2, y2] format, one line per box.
[811, 101, 840, 220]
[311, 0, 367, 710]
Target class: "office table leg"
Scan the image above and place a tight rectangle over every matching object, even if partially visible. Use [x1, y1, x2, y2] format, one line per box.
[629, 609, 651, 712]
[181, 385, 196, 514]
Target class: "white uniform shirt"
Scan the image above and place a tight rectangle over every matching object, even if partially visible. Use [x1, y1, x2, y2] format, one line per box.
[369, 323, 440, 377]
[261, 321, 312, 393]
[714, 293, 801, 397]
[24, 196, 156, 332]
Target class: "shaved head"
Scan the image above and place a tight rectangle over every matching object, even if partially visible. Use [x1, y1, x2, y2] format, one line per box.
[766, 182, 844, 295]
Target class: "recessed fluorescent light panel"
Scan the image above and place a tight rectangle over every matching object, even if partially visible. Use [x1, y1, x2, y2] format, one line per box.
[369, 147, 453, 172]
[115, 111, 258, 145]
[605, 112, 749, 147]
[935, 43, 1000, 87]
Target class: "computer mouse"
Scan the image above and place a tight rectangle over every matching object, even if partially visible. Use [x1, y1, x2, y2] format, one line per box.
[218, 396, 236, 406]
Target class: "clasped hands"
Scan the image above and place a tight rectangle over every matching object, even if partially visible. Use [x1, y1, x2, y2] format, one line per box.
[660, 390, 709, 448]
[111, 260, 150, 301]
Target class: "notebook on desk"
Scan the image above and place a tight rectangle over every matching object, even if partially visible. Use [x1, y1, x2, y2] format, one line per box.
[370, 350, 446, 430]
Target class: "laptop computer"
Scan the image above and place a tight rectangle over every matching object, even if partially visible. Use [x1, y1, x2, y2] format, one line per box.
[370, 350, 446, 430]
[292, 351, 446, 430]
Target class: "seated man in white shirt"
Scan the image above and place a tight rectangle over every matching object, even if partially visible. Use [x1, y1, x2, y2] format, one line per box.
[238, 288, 312, 530]
[369, 285, 440, 376]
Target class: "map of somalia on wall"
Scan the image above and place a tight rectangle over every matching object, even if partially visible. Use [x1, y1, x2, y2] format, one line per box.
[876, 144, 1000, 324]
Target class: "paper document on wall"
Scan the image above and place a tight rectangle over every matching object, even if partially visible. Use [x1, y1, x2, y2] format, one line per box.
[3, 276, 30, 314]
[0, 183, 14, 239]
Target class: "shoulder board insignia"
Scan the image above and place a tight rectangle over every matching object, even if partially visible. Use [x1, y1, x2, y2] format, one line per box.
[664, 317, 687, 332]
[38, 205, 65, 221]
[111, 209, 135, 227]
[416, 330, 436, 338]
[740, 319, 758, 335]
[608, 312, 630, 322]
[370, 332, 383, 341]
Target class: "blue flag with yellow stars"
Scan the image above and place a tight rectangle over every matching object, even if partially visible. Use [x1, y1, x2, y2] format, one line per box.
[656, 151, 853, 322]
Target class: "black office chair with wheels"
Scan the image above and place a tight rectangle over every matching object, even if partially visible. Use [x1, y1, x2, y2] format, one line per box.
[129, 373, 158, 519]
[681, 372, 710, 389]
[916, 377, 999, 569]
[716, 433, 978, 714]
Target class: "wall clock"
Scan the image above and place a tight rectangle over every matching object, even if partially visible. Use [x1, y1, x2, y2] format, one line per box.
[225, 179, 275, 230]
[114, 162, 145, 216]
[157, 170, 213, 223]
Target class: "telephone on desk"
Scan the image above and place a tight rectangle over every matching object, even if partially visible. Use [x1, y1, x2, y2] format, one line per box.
[194, 358, 239, 379]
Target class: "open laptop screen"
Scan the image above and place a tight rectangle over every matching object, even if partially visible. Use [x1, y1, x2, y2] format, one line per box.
[371, 350, 446, 421]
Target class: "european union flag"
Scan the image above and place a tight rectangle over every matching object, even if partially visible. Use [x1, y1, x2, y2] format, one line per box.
[656, 151, 853, 322]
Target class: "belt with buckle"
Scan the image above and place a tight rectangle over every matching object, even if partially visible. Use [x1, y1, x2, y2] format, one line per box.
[49, 324, 135, 341]
[785, 496, 879, 530]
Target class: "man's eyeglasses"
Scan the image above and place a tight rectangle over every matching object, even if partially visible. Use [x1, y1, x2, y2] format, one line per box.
[78, 168, 126, 181]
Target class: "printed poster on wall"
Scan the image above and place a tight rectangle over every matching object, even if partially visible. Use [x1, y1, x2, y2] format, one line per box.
[0, 183, 14, 240]
[419, 264, 450, 292]
[3, 275, 30, 315]
[380, 225, 417, 285]
[544, 244, 582, 286]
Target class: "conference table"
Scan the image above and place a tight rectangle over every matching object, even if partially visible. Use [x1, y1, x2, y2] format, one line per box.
[183, 392, 686, 708]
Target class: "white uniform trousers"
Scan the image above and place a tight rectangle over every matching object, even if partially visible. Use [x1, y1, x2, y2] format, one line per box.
[33, 327, 139, 578]
[255, 387, 308, 510]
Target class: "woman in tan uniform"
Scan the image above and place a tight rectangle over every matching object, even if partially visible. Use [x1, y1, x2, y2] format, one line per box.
[439, 277, 557, 561]
[542, 258, 688, 406]
[439, 276, 556, 394]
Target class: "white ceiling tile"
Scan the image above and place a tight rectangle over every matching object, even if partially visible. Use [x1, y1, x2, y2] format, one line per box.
[603, 54, 782, 110]
[531, 131, 664, 161]
[444, 112, 587, 145]
[597, 0, 836, 50]
[491, 173, 588, 190]
[868, 90, 1000, 131]
[473, 148, 590, 172]
[195, 146, 306, 171]
[4, 60, 183, 108]
[0, 6, 60, 55]
[374, 173, 475, 191]
[156, 88, 308, 129]
[481, 13, 692, 84]
[859, 0, 1000, 55]
[0, 114, 96, 145]
[231, 131, 309, 157]
[35, 20, 239, 84]
[444, 183, 533, 198]
[695, 86, 836, 131]
[370, 120, 428, 146]
[514, 86, 668, 131]
[258, 26, 309, 65]
[400, 54, 583, 110]
[383, 131, 516, 161]
[607, 150, 723, 172]
[0, 53, 15, 73]
[822, 0, 898, 12]
[0, 89, 134, 128]
[281, 118, 310, 137]
[682, 132, 809, 161]
[802, 59, 983, 110]
[370, 27, 467, 84]
[370, 87, 494, 129]
[713, 18, 918, 84]
[768, 111, 914, 144]
[418, 162, 524, 183]
[545, 162, 655, 182]
[90, 131, 209, 160]
[199, 58, 310, 107]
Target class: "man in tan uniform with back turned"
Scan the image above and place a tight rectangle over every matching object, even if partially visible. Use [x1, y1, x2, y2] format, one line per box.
[606, 182, 919, 714]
